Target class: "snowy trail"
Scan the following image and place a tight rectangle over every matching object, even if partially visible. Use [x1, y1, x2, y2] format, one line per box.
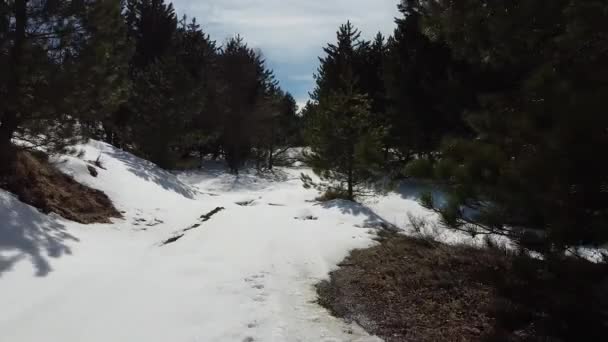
[5, 141, 556, 341]
[0, 141, 390, 342]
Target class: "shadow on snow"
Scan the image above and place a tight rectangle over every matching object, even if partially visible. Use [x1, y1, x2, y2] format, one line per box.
[0, 193, 79, 277]
[393, 179, 448, 208]
[104, 147, 197, 199]
[179, 160, 291, 193]
[320, 199, 397, 230]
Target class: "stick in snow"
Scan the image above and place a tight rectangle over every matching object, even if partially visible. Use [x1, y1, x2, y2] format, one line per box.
[161, 207, 225, 246]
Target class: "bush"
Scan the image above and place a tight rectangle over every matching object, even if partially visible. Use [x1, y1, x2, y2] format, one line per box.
[404, 157, 433, 178]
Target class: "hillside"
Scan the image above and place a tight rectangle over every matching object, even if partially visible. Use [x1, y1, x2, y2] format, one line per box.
[0, 140, 427, 342]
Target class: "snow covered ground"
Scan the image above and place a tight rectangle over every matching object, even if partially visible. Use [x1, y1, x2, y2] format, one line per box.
[1, 141, 401, 342]
[2, 140, 605, 342]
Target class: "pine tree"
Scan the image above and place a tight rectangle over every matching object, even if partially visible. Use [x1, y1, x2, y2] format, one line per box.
[312, 21, 362, 102]
[383, 0, 472, 164]
[0, 0, 130, 170]
[304, 22, 387, 200]
[303, 83, 385, 201]
[418, 0, 608, 252]
[112, 1, 218, 168]
[215, 36, 274, 173]
[252, 87, 299, 170]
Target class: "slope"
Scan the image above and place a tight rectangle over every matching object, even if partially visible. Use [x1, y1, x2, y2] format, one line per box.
[0, 141, 392, 342]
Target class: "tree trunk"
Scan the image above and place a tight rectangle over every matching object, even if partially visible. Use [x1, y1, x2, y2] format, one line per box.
[1, 0, 27, 168]
[383, 145, 390, 163]
[347, 170, 354, 201]
[347, 155, 354, 201]
[102, 122, 115, 145]
[0, 116, 17, 174]
[268, 141, 274, 170]
[0, 114, 17, 152]
[268, 152, 274, 170]
[198, 145, 205, 169]
[268, 122, 276, 170]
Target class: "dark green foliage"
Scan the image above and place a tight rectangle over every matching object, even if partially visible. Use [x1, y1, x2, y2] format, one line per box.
[107, 0, 206, 167]
[96, 2, 298, 171]
[0, 0, 129, 161]
[303, 85, 385, 201]
[213, 36, 278, 173]
[383, 0, 473, 163]
[252, 89, 300, 170]
[311, 21, 363, 102]
[304, 22, 387, 201]
[417, 0, 608, 252]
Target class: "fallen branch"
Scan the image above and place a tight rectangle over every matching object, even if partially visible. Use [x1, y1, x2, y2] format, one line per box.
[161, 207, 225, 246]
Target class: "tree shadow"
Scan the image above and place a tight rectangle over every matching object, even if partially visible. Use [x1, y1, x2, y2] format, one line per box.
[320, 199, 397, 229]
[0, 192, 79, 277]
[180, 161, 292, 193]
[104, 147, 197, 199]
[394, 179, 448, 207]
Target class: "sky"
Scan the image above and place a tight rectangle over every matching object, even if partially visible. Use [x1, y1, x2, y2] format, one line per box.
[171, 0, 401, 109]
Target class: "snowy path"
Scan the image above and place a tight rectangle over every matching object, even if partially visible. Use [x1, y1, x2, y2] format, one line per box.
[0, 142, 392, 342]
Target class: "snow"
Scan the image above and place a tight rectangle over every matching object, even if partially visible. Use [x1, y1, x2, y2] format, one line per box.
[0, 141, 387, 342]
[363, 180, 516, 248]
[3, 140, 602, 341]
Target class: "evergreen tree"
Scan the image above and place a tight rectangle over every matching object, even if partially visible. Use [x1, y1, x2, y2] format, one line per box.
[302, 83, 385, 201]
[304, 22, 386, 200]
[252, 88, 299, 170]
[215, 36, 274, 173]
[312, 21, 362, 102]
[102, 0, 180, 149]
[0, 0, 129, 170]
[383, 0, 472, 164]
[359, 32, 387, 122]
[418, 0, 608, 252]
[109, 1, 219, 168]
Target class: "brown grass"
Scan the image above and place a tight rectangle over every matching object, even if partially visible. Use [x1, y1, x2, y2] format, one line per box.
[1, 150, 121, 224]
[317, 232, 608, 342]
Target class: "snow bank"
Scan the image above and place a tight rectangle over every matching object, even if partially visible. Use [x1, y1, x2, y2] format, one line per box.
[366, 180, 515, 249]
[54, 140, 198, 211]
[1, 142, 382, 342]
[2, 140, 604, 341]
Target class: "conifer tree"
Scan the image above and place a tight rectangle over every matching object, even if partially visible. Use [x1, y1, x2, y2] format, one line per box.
[312, 21, 362, 102]
[215, 36, 276, 173]
[0, 0, 130, 171]
[383, 0, 472, 163]
[302, 84, 385, 201]
[304, 22, 386, 201]
[417, 0, 608, 252]
[252, 88, 299, 170]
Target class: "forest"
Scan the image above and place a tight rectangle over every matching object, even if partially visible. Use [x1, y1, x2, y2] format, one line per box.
[1, 0, 607, 341]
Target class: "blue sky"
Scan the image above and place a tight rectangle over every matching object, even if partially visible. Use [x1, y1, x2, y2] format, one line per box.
[171, 0, 400, 109]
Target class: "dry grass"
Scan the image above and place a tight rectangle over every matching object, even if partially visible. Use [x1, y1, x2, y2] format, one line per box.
[1, 150, 121, 224]
[317, 232, 608, 342]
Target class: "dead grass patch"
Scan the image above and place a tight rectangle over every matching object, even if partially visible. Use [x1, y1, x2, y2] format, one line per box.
[317, 232, 608, 342]
[1, 150, 121, 224]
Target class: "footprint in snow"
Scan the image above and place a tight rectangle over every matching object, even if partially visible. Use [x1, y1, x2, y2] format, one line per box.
[295, 215, 318, 221]
[236, 199, 256, 206]
[246, 273, 268, 302]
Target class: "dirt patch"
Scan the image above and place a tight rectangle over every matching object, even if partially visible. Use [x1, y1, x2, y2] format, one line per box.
[317, 232, 608, 342]
[162, 207, 225, 245]
[0, 150, 121, 224]
[236, 200, 256, 206]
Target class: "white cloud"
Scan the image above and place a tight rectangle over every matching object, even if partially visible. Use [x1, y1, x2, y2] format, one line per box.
[171, 0, 400, 101]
